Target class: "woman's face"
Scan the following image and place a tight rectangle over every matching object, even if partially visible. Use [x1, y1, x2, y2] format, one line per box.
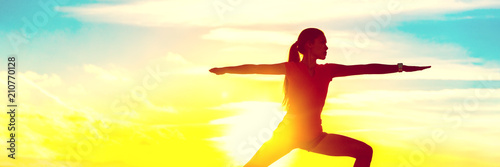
[308, 35, 328, 60]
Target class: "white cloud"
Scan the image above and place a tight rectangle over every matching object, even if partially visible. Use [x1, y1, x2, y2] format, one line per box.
[83, 64, 131, 81]
[325, 88, 500, 113]
[19, 74, 71, 109]
[143, 99, 177, 113]
[202, 28, 296, 45]
[209, 101, 286, 165]
[59, 0, 500, 27]
[67, 84, 87, 95]
[329, 88, 500, 102]
[165, 52, 193, 66]
[59, 0, 218, 27]
[21, 71, 63, 87]
[16, 73, 103, 124]
[158, 52, 215, 76]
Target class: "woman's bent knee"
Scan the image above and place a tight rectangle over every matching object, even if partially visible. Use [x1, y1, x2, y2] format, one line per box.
[360, 143, 373, 158]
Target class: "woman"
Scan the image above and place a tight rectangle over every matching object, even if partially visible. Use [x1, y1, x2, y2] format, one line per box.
[209, 28, 430, 167]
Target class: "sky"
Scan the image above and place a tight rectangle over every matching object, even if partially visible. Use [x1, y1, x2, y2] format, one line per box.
[0, 0, 499, 166]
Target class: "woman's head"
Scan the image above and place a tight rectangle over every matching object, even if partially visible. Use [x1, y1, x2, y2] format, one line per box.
[284, 28, 327, 108]
[289, 28, 328, 62]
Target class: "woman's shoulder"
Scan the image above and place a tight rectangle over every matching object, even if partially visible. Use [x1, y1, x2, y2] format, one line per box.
[320, 63, 342, 69]
[284, 61, 300, 68]
[322, 63, 343, 66]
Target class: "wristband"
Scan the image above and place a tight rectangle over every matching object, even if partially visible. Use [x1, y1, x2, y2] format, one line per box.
[398, 63, 403, 72]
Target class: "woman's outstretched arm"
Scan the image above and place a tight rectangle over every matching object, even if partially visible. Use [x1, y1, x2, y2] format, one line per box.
[210, 62, 286, 75]
[331, 63, 431, 78]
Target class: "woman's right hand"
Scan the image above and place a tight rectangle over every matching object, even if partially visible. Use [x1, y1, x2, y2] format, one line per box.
[209, 67, 225, 75]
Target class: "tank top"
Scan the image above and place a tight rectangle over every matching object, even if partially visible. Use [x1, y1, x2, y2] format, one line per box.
[278, 62, 334, 142]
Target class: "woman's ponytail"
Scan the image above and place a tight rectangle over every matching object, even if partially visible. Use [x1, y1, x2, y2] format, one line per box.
[288, 42, 300, 63]
[283, 42, 300, 108]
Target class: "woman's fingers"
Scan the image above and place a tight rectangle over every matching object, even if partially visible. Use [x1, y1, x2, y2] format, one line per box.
[404, 65, 431, 72]
[209, 68, 224, 75]
[418, 66, 431, 71]
[419, 66, 431, 70]
[209, 68, 218, 74]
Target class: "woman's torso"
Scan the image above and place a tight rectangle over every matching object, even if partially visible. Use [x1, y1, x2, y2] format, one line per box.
[277, 62, 334, 141]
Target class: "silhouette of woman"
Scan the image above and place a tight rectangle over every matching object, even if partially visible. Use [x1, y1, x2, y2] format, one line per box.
[210, 28, 430, 167]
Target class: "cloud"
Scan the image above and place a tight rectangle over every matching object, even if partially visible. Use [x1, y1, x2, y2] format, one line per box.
[83, 64, 131, 81]
[59, 0, 500, 27]
[326, 88, 500, 106]
[209, 101, 286, 165]
[143, 98, 177, 113]
[14, 71, 105, 124]
[158, 52, 214, 76]
[164, 52, 193, 66]
[59, 0, 218, 27]
[323, 88, 500, 125]
[19, 74, 73, 110]
[21, 71, 63, 87]
[67, 84, 87, 95]
[202, 28, 296, 45]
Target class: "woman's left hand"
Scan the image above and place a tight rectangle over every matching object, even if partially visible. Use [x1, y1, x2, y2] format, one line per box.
[403, 65, 431, 72]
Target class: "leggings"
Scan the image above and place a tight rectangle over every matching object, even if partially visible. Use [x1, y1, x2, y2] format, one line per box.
[243, 131, 373, 167]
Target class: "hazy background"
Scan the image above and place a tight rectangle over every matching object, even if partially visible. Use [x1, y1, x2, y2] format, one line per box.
[1, 0, 499, 166]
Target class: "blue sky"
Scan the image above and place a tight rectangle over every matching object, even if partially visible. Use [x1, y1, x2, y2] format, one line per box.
[393, 9, 500, 65]
[0, 0, 87, 31]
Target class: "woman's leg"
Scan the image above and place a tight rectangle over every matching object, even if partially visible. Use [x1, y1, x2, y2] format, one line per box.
[303, 133, 373, 167]
[244, 135, 295, 167]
